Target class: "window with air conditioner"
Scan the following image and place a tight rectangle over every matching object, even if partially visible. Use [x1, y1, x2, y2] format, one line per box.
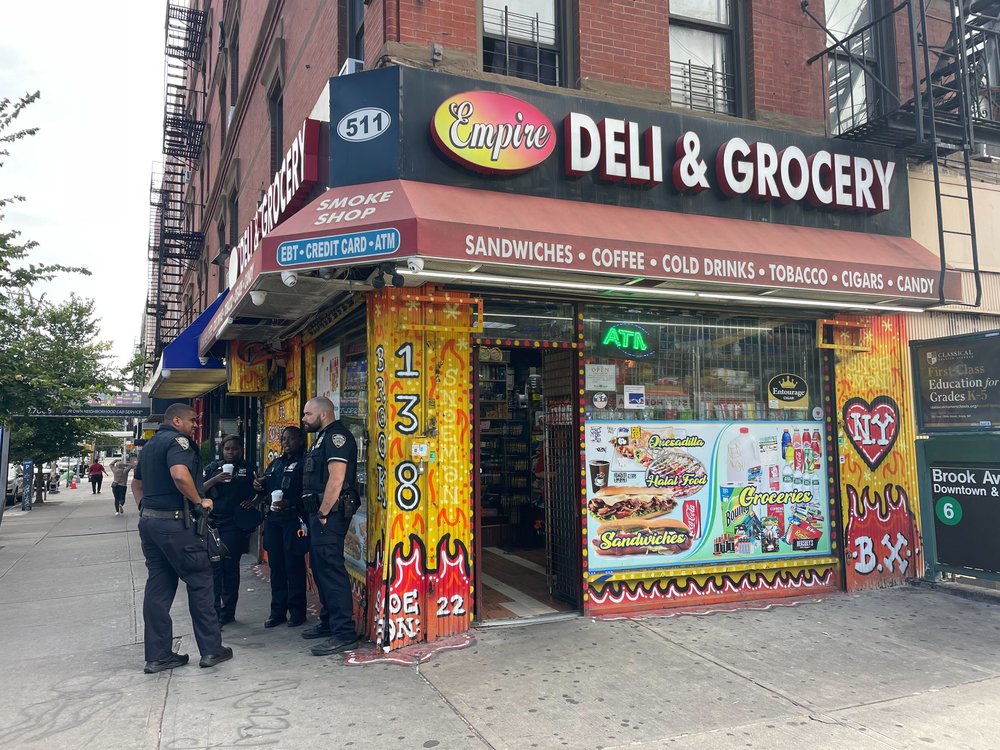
[483, 0, 561, 86]
[669, 0, 738, 115]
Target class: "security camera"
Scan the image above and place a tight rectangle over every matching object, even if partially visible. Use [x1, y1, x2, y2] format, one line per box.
[249, 290, 267, 306]
[197, 356, 209, 366]
[406, 257, 425, 273]
[281, 270, 298, 288]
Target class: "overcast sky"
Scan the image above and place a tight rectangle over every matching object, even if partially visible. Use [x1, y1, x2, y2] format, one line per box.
[1, 1, 165, 369]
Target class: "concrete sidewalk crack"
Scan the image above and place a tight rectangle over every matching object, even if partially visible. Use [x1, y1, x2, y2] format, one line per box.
[415, 665, 497, 749]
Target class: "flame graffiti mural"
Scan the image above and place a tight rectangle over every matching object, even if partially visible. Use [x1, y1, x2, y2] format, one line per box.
[367, 287, 477, 649]
[835, 315, 923, 590]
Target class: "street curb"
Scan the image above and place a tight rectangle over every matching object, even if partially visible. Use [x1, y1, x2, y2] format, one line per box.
[910, 577, 1000, 606]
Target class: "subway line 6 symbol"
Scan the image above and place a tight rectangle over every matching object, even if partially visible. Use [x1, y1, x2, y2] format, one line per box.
[395, 461, 421, 511]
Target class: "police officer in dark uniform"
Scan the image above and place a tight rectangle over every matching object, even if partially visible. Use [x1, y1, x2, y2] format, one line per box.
[253, 426, 308, 628]
[203, 436, 257, 625]
[299, 396, 359, 655]
[131, 403, 233, 673]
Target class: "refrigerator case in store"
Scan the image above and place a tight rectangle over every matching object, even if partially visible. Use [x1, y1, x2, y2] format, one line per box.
[584, 420, 831, 572]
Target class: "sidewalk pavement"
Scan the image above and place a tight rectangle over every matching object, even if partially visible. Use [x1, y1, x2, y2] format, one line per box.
[1, 488, 998, 749]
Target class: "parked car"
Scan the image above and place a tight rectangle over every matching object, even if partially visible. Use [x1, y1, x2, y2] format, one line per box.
[5, 464, 23, 506]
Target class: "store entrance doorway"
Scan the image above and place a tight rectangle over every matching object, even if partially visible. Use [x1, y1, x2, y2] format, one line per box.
[474, 345, 582, 622]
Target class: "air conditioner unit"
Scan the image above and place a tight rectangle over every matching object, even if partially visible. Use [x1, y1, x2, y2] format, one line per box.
[227, 105, 236, 127]
[182, 170, 192, 184]
[339, 58, 364, 76]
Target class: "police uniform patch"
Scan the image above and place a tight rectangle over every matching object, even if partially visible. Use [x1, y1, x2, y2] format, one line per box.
[175, 437, 190, 450]
[331, 434, 347, 448]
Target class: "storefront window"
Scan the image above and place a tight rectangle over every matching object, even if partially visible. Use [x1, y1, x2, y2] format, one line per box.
[582, 306, 832, 572]
[582, 307, 820, 422]
[480, 298, 575, 342]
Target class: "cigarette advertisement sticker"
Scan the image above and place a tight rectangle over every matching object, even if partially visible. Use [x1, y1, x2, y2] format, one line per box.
[585, 420, 831, 572]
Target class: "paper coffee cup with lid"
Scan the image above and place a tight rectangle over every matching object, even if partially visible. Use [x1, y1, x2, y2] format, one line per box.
[270, 489, 284, 510]
[222, 463, 234, 475]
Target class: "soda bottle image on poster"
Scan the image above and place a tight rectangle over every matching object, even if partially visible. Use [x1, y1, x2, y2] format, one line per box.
[584, 421, 831, 572]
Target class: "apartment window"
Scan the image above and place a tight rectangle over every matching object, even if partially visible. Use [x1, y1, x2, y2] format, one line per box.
[229, 25, 239, 107]
[669, 0, 738, 115]
[268, 81, 284, 175]
[227, 190, 239, 248]
[217, 223, 227, 293]
[826, 0, 883, 134]
[348, 0, 365, 62]
[483, 1, 561, 86]
[219, 78, 227, 146]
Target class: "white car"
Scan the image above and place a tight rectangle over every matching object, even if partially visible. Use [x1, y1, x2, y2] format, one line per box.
[5, 464, 24, 505]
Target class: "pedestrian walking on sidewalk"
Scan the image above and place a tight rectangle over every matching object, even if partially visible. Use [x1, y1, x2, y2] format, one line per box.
[110, 456, 136, 515]
[300, 397, 360, 656]
[132, 403, 232, 674]
[254, 426, 308, 629]
[88, 458, 108, 494]
[203, 436, 257, 627]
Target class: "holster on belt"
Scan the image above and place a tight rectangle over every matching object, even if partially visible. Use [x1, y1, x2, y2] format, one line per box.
[302, 493, 321, 515]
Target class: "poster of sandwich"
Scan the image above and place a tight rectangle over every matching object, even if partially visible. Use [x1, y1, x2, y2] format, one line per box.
[585, 420, 832, 572]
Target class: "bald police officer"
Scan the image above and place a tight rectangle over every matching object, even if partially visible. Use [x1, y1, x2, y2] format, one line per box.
[132, 403, 233, 673]
[299, 396, 359, 655]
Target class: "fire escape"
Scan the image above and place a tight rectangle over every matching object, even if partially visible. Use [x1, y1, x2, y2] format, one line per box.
[145, 2, 207, 369]
[803, 0, 1000, 307]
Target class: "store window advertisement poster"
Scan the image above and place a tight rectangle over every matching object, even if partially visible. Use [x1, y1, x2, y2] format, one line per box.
[585, 420, 831, 572]
[316, 343, 342, 415]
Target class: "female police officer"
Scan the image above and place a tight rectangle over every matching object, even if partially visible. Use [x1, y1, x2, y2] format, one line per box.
[254, 426, 308, 628]
[203, 435, 257, 626]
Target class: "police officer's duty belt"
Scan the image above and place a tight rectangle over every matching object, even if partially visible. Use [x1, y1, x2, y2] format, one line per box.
[140, 508, 185, 520]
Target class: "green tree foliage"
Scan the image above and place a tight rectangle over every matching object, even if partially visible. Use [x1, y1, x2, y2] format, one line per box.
[1, 92, 122, 487]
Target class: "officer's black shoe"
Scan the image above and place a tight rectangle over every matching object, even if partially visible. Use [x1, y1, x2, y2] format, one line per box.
[263, 617, 286, 628]
[311, 637, 359, 656]
[199, 647, 234, 668]
[301, 623, 331, 639]
[219, 614, 235, 626]
[287, 617, 306, 628]
[144, 652, 189, 674]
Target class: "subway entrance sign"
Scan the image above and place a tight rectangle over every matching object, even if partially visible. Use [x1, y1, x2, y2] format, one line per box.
[929, 464, 1000, 574]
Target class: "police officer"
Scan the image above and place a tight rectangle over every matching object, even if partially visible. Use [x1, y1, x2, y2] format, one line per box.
[254, 426, 308, 628]
[203, 436, 257, 626]
[131, 403, 233, 673]
[299, 396, 359, 655]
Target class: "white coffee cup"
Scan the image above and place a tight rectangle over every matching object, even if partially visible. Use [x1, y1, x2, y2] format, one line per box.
[222, 463, 234, 476]
[270, 489, 284, 510]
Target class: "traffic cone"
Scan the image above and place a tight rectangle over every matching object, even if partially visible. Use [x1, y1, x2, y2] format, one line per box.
[71, 477, 77, 489]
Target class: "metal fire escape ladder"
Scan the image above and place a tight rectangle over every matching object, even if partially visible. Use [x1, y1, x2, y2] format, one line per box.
[145, 1, 208, 362]
[919, 0, 984, 306]
[802, 0, 986, 309]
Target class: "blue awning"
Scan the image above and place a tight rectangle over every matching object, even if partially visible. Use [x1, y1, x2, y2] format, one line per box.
[148, 292, 229, 398]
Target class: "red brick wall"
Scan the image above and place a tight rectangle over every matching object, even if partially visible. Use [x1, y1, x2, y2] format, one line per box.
[578, 0, 668, 91]
[746, 0, 826, 122]
[396, 0, 478, 52]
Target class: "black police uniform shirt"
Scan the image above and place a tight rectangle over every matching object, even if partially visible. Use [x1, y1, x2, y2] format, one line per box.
[303, 420, 358, 499]
[134, 424, 204, 511]
[262, 450, 305, 515]
[204, 459, 256, 522]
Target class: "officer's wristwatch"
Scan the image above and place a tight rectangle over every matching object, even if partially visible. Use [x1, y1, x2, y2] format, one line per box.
[317, 510, 329, 520]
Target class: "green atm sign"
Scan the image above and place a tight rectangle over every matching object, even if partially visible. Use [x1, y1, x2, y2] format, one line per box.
[600, 323, 655, 359]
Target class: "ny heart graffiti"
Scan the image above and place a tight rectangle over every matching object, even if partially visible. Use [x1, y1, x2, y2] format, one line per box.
[842, 395, 900, 471]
